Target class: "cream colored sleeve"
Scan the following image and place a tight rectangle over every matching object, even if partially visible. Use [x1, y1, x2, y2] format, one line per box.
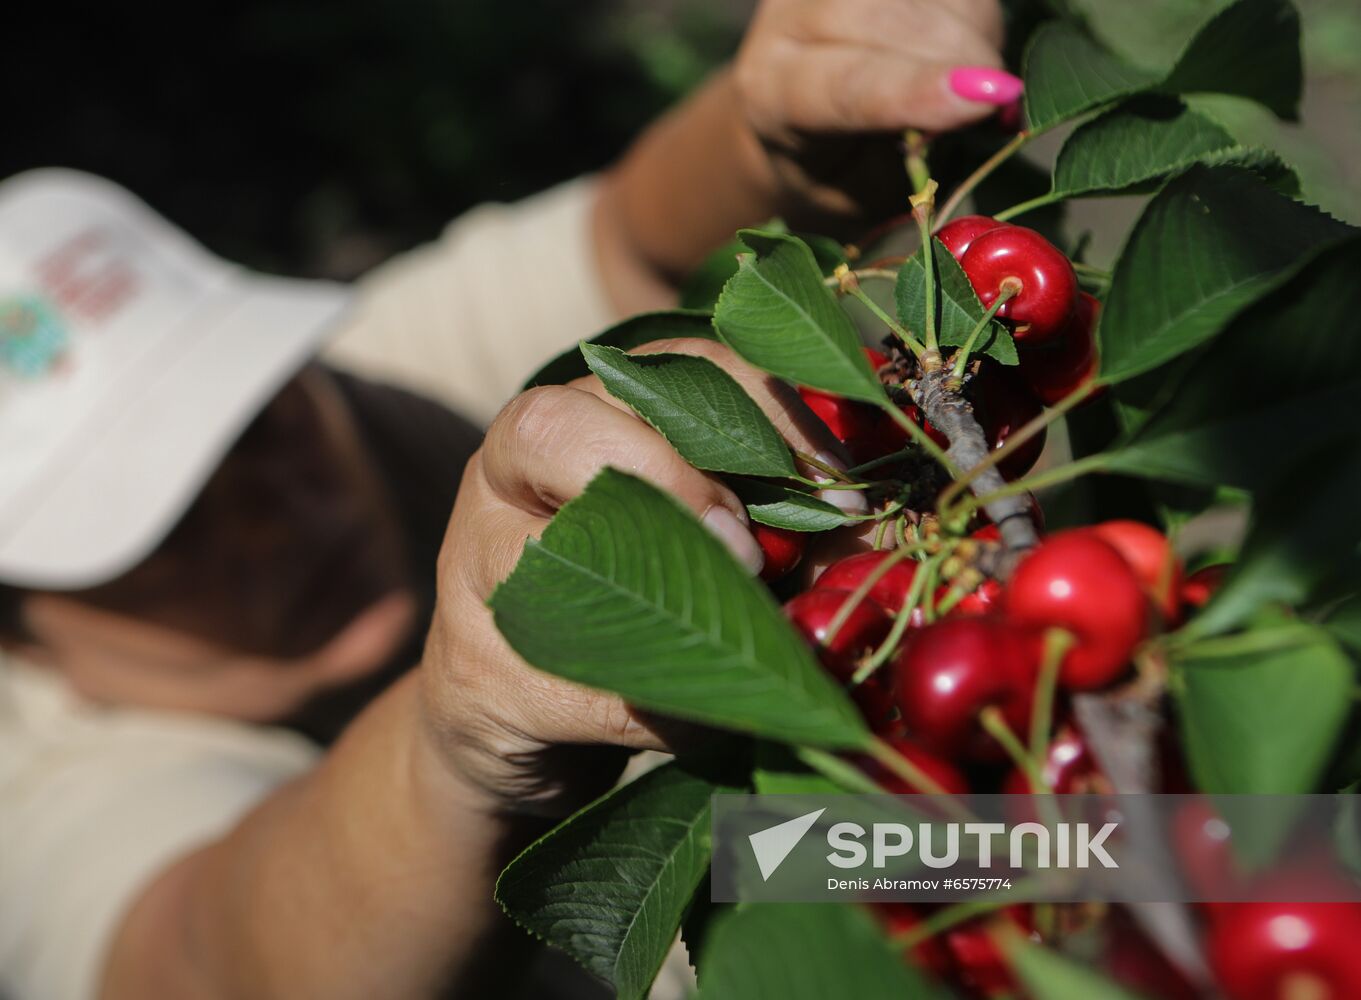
[322, 177, 617, 427]
[0, 664, 318, 1000]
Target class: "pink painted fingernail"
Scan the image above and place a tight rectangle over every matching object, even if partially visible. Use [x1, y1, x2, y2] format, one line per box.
[948, 66, 1025, 106]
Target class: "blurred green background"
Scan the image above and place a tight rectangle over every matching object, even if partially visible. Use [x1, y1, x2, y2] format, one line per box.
[7, 0, 1356, 280]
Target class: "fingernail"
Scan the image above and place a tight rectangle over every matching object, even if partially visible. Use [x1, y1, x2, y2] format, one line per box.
[703, 507, 765, 576]
[818, 487, 869, 516]
[948, 67, 1024, 106]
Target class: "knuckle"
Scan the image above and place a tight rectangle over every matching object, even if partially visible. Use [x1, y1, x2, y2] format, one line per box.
[495, 385, 572, 449]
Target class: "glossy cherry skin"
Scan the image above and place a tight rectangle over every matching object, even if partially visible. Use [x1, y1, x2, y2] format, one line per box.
[1208, 898, 1361, 1000]
[1089, 519, 1183, 625]
[891, 616, 1037, 760]
[874, 903, 954, 979]
[814, 551, 922, 614]
[936, 215, 1005, 261]
[1020, 291, 1101, 405]
[972, 363, 1046, 480]
[1002, 531, 1149, 690]
[799, 387, 879, 446]
[1181, 563, 1229, 611]
[943, 906, 1036, 997]
[753, 524, 805, 582]
[785, 589, 895, 726]
[1171, 799, 1236, 911]
[1102, 908, 1200, 1000]
[960, 226, 1078, 345]
[1002, 725, 1099, 795]
[857, 737, 970, 795]
[950, 578, 1002, 617]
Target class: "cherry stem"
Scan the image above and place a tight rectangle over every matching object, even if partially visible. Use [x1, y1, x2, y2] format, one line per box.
[846, 447, 916, 478]
[1028, 628, 1076, 781]
[979, 706, 1047, 793]
[992, 192, 1057, 223]
[1071, 261, 1111, 281]
[842, 281, 927, 358]
[893, 897, 1012, 950]
[934, 131, 1034, 230]
[881, 400, 960, 478]
[826, 545, 918, 645]
[937, 378, 1103, 517]
[797, 746, 885, 795]
[950, 283, 1018, 379]
[855, 550, 947, 683]
[873, 518, 891, 550]
[866, 736, 954, 797]
[794, 478, 873, 491]
[823, 267, 899, 287]
[957, 453, 1110, 519]
[792, 450, 857, 484]
[914, 206, 938, 352]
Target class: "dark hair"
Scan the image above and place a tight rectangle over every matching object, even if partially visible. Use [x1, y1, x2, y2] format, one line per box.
[0, 371, 410, 659]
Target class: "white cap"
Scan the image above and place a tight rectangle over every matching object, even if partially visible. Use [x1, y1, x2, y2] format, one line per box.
[0, 169, 352, 589]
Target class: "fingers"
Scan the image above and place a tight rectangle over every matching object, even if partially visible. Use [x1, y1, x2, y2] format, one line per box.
[478, 384, 765, 570]
[743, 0, 1014, 135]
[568, 337, 869, 514]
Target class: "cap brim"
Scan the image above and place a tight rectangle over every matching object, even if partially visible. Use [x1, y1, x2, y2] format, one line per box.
[0, 170, 351, 589]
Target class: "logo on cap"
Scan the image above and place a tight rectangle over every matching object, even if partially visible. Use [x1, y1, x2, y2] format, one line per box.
[0, 295, 68, 379]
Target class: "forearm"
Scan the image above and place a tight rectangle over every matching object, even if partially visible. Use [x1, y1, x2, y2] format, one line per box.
[592, 69, 779, 317]
[101, 671, 539, 1000]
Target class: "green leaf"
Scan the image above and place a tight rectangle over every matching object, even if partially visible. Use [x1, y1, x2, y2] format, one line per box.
[496, 760, 729, 1000]
[581, 345, 797, 478]
[713, 229, 885, 402]
[1006, 938, 1151, 1000]
[1181, 449, 1361, 638]
[895, 239, 1017, 365]
[1049, 100, 1236, 199]
[490, 469, 870, 749]
[1097, 165, 1353, 383]
[681, 239, 746, 311]
[695, 904, 953, 1000]
[1158, 0, 1301, 121]
[1104, 234, 1361, 486]
[730, 478, 856, 533]
[1324, 596, 1361, 658]
[1022, 0, 1303, 132]
[1174, 624, 1353, 794]
[1022, 21, 1158, 133]
[524, 310, 717, 389]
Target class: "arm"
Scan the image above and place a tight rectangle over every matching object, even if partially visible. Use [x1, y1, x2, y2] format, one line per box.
[593, 0, 1014, 316]
[101, 338, 848, 1000]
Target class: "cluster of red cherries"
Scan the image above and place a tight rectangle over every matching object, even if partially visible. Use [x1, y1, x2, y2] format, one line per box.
[728, 208, 1361, 997]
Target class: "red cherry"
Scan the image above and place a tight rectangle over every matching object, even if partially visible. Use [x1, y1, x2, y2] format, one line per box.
[863, 346, 891, 371]
[891, 616, 1037, 760]
[972, 363, 1046, 480]
[1171, 800, 1237, 908]
[1088, 520, 1183, 625]
[1002, 726, 1098, 795]
[1002, 531, 1149, 690]
[857, 737, 970, 795]
[1209, 898, 1361, 1000]
[960, 226, 1078, 345]
[753, 524, 805, 582]
[1182, 563, 1229, 611]
[936, 215, 1005, 260]
[950, 578, 1002, 617]
[799, 386, 879, 445]
[944, 907, 1036, 997]
[1019, 291, 1101, 405]
[814, 551, 922, 614]
[785, 589, 895, 726]
[874, 903, 954, 979]
[785, 590, 892, 672]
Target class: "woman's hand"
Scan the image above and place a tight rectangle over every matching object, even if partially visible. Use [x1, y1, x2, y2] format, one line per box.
[417, 338, 853, 815]
[733, 0, 1014, 224]
[596, 0, 1014, 315]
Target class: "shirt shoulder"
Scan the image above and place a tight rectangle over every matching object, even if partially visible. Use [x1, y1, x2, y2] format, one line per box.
[0, 660, 319, 1000]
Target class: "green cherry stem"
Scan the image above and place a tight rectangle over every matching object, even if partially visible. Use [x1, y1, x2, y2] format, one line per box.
[846, 447, 916, 478]
[793, 450, 857, 484]
[825, 544, 919, 645]
[955, 453, 1110, 520]
[992, 192, 1058, 223]
[1028, 628, 1076, 776]
[854, 549, 948, 683]
[840, 278, 927, 358]
[934, 131, 1034, 230]
[950, 283, 1018, 379]
[866, 736, 954, 797]
[979, 706, 1045, 792]
[937, 378, 1103, 516]
[882, 401, 960, 478]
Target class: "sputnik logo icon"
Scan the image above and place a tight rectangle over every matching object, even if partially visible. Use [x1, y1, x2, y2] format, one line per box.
[748, 808, 826, 881]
